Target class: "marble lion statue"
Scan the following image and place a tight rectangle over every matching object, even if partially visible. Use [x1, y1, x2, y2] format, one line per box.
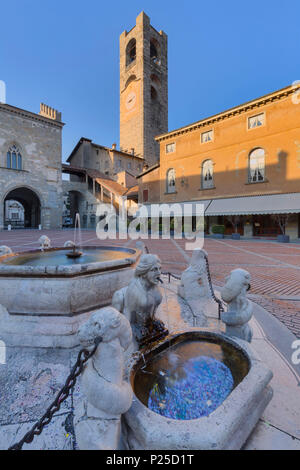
[74, 306, 133, 450]
[38, 235, 51, 251]
[0, 246, 13, 256]
[178, 249, 212, 326]
[221, 268, 253, 343]
[112, 254, 163, 344]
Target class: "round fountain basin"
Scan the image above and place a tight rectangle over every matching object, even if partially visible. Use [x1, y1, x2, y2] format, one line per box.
[125, 331, 273, 450]
[133, 332, 249, 420]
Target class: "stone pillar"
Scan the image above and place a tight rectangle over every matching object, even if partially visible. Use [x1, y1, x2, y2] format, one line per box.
[0, 202, 4, 230]
[243, 219, 253, 238]
[41, 207, 51, 230]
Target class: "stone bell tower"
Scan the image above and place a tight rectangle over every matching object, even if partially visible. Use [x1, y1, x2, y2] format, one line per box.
[120, 11, 168, 167]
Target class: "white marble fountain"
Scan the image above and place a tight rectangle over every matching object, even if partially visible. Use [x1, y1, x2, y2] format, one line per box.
[71, 247, 273, 450]
[0, 234, 273, 449]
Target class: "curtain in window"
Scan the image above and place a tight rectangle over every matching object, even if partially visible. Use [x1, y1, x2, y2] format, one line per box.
[167, 168, 176, 193]
[249, 113, 264, 129]
[249, 148, 265, 182]
[202, 160, 214, 188]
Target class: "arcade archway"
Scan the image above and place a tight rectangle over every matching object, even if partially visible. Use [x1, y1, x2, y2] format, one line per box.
[4, 187, 41, 228]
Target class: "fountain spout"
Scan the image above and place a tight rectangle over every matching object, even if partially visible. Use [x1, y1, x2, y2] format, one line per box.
[66, 212, 83, 259]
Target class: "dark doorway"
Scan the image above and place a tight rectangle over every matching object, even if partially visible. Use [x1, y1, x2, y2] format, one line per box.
[4, 187, 41, 228]
[68, 191, 84, 227]
[252, 215, 281, 237]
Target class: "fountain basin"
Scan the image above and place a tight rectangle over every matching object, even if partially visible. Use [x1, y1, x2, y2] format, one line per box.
[124, 331, 273, 450]
[0, 246, 141, 348]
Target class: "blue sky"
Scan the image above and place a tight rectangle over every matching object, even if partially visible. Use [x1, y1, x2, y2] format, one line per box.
[1, 0, 300, 162]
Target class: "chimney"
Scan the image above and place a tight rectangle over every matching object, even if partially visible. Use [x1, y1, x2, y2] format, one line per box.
[112, 143, 117, 150]
[39, 103, 62, 121]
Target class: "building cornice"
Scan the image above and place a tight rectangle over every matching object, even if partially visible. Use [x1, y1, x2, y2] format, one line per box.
[0, 103, 65, 128]
[109, 147, 144, 160]
[155, 84, 300, 142]
[163, 191, 300, 206]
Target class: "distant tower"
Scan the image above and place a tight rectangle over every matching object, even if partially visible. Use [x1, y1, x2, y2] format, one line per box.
[120, 12, 168, 167]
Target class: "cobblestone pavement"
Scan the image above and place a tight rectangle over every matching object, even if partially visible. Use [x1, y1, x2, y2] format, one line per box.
[0, 229, 299, 337]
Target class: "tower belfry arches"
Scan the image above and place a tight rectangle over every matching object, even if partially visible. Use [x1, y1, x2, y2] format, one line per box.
[120, 12, 168, 167]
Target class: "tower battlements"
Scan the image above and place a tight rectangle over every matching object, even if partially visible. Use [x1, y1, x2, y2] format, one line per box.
[39, 103, 62, 122]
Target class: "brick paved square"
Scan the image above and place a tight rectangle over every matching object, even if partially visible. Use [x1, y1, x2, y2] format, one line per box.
[1, 230, 299, 337]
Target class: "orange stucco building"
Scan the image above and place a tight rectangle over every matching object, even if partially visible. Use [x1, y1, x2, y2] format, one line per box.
[138, 84, 300, 239]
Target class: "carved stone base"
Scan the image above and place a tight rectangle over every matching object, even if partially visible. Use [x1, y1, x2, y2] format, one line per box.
[74, 402, 122, 450]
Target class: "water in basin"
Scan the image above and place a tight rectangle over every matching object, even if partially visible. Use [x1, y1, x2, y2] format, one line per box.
[3, 247, 132, 266]
[134, 338, 249, 420]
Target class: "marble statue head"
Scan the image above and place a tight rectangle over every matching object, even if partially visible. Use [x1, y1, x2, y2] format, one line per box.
[0, 246, 12, 256]
[78, 306, 132, 350]
[221, 268, 251, 303]
[134, 254, 162, 286]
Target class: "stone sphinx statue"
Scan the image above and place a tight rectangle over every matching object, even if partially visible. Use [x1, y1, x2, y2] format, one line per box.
[112, 254, 165, 346]
[221, 268, 253, 343]
[74, 306, 133, 450]
[0, 246, 13, 256]
[38, 235, 51, 251]
[178, 249, 217, 326]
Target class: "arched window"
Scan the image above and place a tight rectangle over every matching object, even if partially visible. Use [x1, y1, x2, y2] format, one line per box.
[248, 148, 265, 183]
[151, 73, 161, 88]
[151, 86, 158, 101]
[126, 39, 136, 66]
[150, 38, 160, 65]
[202, 160, 214, 189]
[166, 168, 176, 193]
[7, 145, 22, 170]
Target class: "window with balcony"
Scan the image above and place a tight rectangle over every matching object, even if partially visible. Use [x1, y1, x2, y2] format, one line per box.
[201, 159, 214, 189]
[248, 148, 265, 182]
[166, 168, 176, 193]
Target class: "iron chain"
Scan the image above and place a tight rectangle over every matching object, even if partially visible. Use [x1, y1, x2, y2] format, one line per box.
[203, 253, 225, 319]
[8, 336, 102, 450]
